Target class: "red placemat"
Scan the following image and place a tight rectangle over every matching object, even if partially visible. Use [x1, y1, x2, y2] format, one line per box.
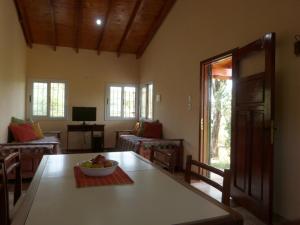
[74, 166, 134, 188]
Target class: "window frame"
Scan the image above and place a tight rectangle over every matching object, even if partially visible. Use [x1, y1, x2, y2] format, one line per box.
[139, 82, 154, 121]
[27, 79, 68, 120]
[105, 83, 138, 121]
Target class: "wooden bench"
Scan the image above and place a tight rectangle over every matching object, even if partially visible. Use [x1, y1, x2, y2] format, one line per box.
[116, 133, 183, 170]
[0, 131, 61, 179]
[150, 147, 177, 173]
[116, 121, 184, 171]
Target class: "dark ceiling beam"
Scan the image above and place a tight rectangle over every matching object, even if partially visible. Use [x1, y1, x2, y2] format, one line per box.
[49, 0, 57, 51]
[136, 0, 177, 59]
[13, 0, 33, 48]
[74, 0, 83, 53]
[116, 0, 143, 57]
[97, 0, 113, 55]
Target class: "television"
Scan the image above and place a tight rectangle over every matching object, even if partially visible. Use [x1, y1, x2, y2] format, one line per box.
[72, 107, 96, 124]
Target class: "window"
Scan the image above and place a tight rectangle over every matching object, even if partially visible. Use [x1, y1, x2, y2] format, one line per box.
[28, 80, 67, 119]
[106, 84, 137, 120]
[140, 83, 153, 120]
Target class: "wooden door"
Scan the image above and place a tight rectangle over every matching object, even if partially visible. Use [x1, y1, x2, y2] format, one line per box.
[231, 33, 275, 225]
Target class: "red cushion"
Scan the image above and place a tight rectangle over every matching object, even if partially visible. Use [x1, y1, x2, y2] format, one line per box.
[10, 124, 38, 142]
[142, 122, 162, 139]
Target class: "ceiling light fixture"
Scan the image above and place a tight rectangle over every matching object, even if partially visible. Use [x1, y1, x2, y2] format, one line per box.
[96, 19, 102, 26]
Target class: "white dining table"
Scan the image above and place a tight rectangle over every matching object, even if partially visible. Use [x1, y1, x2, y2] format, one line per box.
[12, 151, 242, 225]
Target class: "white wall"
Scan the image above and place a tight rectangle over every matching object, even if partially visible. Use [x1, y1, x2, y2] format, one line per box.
[26, 45, 139, 149]
[0, 0, 27, 142]
[4, 0, 299, 218]
[139, 0, 300, 219]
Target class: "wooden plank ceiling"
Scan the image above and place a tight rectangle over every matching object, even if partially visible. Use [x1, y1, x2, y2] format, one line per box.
[14, 0, 176, 58]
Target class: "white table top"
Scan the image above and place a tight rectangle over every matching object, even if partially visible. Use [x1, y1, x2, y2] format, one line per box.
[12, 152, 241, 225]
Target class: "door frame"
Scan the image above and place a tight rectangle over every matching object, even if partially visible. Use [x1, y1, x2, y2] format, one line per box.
[199, 49, 237, 165]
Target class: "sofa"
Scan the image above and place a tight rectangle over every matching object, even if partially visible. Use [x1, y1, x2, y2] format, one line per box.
[0, 120, 61, 179]
[116, 121, 184, 171]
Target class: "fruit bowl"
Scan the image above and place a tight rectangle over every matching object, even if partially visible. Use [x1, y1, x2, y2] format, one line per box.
[78, 155, 118, 177]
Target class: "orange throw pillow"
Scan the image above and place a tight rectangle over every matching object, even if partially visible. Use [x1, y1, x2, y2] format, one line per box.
[142, 122, 162, 139]
[10, 124, 38, 142]
[132, 122, 140, 135]
[137, 121, 145, 137]
[32, 122, 44, 139]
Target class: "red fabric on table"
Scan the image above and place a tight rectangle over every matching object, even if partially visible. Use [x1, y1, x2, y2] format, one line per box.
[74, 166, 134, 188]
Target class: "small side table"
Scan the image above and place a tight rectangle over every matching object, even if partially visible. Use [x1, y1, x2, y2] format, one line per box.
[66, 124, 105, 151]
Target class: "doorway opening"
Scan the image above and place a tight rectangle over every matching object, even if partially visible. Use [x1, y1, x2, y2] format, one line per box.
[200, 54, 233, 171]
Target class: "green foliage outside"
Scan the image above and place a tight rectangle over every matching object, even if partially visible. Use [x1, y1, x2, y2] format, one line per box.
[209, 78, 232, 170]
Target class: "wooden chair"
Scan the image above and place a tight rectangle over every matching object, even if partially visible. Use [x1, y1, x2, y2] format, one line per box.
[185, 155, 231, 206]
[0, 151, 22, 225]
[150, 147, 176, 173]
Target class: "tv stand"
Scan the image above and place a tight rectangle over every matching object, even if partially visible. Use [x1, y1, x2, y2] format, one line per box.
[66, 124, 105, 151]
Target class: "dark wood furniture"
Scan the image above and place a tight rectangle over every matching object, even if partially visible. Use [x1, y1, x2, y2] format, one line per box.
[0, 151, 22, 225]
[116, 122, 184, 171]
[150, 147, 176, 173]
[67, 124, 105, 151]
[185, 155, 231, 206]
[115, 129, 133, 147]
[4, 130, 60, 179]
[117, 136, 184, 171]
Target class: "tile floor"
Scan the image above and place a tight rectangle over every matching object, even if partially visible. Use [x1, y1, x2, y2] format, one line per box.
[190, 179, 287, 225]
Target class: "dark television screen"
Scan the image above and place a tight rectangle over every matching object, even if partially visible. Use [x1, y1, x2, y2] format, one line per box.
[72, 107, 96, 122]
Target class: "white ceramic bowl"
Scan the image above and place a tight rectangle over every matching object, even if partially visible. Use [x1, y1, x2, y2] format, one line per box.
[79, 160, 118, 177]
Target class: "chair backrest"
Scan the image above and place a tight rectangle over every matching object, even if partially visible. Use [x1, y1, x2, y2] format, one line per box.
[0, 162, 9, 225]
[184, 155, 231, 206]
[150, 147, 176, 173]
[0, 151, 22, 225]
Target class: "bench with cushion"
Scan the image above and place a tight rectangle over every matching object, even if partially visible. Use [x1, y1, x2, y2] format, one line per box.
[1, 134, 60, 179]
[116, 121, 184, 171]
[0, 118, 61, 179]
